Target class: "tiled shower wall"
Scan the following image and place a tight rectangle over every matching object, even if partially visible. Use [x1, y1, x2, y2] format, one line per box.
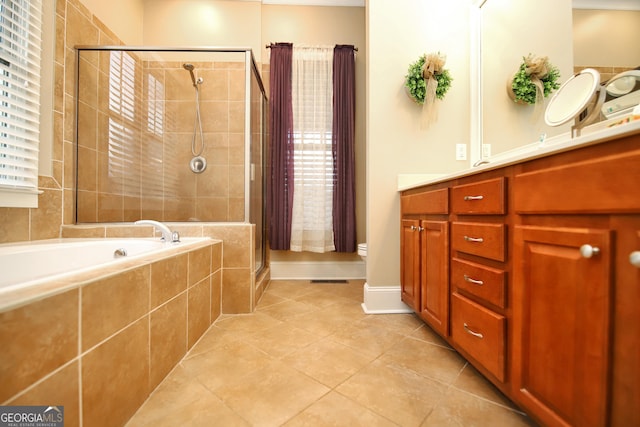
[0, 0, 251, 243]
[573, 65, 635, 83]
[76, 53, 248, 223]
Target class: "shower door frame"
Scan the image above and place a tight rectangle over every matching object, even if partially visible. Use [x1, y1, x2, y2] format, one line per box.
[73, 46, 268, 273]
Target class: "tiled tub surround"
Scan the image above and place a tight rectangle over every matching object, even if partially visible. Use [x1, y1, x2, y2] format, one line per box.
[62, 222, 267, 313]
[0, 237, 222, 427]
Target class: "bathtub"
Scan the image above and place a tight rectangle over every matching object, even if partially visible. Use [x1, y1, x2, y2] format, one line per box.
[0, 237, 213, 310]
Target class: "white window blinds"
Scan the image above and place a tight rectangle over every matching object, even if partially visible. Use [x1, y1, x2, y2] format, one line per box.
[0, 0, 43, 207]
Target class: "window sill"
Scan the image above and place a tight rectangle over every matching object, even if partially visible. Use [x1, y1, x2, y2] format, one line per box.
[0, 188, 42, 208]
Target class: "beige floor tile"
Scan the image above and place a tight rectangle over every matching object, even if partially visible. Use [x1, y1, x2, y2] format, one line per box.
[358, 312, 424, 336]
[256, 298, 319, 322]
[452, 364, 521, 410]
[328, 321, 407, 358]
[213, 311, 283, 335]
[180, 340, 273, 392]
[281, 337, 376, 388]
[254, 291, 287, 309]
[282, 308, 352, 337]
[409, 323, 454, 349]
[379, 336, 467, 385]
[213, 359, 330, 427]
[421, 387, 537, 427]
[127, 280, 535, 426]
[183, 324, 244, 360]
[241, 321, 321, 359]
[289, 288, 353, 309]
[126, 365, 250, 427]
[283, 391, 397, 427]
[263, 280, 318, 299]
[337, 359, 449, 426]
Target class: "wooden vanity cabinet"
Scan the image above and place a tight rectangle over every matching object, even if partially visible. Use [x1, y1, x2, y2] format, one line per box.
[400, 188, 449, 336]
[449, 177, 508, 384]
[400, 133, 640, 427]
[510, 138, 640, 427]
[512, 225, 612, 427]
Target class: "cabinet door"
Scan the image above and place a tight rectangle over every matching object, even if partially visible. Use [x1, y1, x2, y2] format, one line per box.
[400, 219, 420, 312]
[610, 220, 640, 426]
[419, 220, 449, 336]
[513, 226, 612, 427]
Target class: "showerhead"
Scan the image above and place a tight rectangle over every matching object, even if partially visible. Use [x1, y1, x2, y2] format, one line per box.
[182, 63, 202, 87]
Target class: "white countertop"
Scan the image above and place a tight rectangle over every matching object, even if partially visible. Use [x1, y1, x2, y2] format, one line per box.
[398, 117, 640, 192]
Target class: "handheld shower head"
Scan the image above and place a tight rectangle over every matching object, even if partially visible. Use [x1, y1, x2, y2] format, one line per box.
[183, 63, 198, 87]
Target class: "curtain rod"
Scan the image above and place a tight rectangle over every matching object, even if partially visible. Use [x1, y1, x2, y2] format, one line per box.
[266, 44, 358, 51]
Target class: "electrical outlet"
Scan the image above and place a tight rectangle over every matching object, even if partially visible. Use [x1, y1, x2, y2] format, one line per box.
[456, 143, 467, 161]
[482, 143, 491, 158]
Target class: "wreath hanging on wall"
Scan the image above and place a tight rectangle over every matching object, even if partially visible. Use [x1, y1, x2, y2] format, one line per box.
[405, 52, 453, 104]
[508, 54, 561, 105]
[405, 52, 452, 128]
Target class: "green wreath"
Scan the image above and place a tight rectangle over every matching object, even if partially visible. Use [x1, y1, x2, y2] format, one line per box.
[405, 54, 453, 104]
[510, 55, 561, 105]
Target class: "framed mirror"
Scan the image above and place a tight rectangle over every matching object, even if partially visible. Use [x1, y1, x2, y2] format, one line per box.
[471, 0, 640, 165]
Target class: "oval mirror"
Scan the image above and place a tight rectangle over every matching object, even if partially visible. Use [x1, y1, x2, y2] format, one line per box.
[601, 69, 640, 119]
[545, 68, 600, 127]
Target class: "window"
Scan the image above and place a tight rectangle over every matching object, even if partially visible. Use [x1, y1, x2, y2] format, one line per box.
[107, 50, 140, 197]
[290, 47, 335, 252]
[0, 0, 43, 208]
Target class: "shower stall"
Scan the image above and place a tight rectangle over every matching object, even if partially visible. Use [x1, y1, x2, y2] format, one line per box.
[74, 47, 267, 274]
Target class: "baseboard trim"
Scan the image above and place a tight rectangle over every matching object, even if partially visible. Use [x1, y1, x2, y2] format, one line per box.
[361, 283, 413, 314]
[269, 260, 365, 280]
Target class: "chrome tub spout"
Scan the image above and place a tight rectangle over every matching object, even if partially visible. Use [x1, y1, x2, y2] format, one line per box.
[134, 220, 179, 242]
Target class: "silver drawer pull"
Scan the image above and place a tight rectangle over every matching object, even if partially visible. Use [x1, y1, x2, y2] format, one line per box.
[463, 275, 484, 286]
[463, 236, 484, 243]
[463, 323, 484, 339]
[463, 195, 484, 201]
[410, 225, 417, 231]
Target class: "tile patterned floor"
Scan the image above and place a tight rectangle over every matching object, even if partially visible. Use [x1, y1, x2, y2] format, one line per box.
[126, 280, 537, 427]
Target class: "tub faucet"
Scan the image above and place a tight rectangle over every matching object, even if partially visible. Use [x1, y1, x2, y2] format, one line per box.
[134, 220, 179, 243]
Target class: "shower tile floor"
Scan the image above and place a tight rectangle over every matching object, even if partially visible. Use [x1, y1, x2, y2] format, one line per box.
[126, 280, 537, 427]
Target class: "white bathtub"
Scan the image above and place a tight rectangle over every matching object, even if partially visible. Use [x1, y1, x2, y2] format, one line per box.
[0, 238, 211, 302]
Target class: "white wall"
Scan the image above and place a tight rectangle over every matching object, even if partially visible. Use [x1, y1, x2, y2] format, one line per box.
[142, 0, 262, 57]
[573, 9, 640, 68]
[79, 0, 144, 44]
[366, 0, 471, 287]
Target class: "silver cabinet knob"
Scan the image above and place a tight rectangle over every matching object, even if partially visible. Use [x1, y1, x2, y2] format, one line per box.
[580, 244, 600, 258]
[630, 251, 640, 268]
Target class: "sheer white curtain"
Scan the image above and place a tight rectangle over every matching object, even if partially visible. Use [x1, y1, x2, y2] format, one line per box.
[290, 46, 335, 252]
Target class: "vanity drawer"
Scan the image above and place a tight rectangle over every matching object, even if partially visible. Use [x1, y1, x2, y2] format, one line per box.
[451, 292, 506, 382]
[451, 177, 506, 215]
[401, 188, 449, 215]
[451, 258, 506, 309]
[514, 147, 640, 213]
[451, 222, 506, 262]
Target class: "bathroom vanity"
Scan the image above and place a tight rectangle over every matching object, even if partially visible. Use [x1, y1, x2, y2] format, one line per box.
[399, 122, 640, 427]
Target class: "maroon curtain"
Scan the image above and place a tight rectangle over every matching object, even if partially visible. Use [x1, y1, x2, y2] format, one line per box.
[332, 45, 357, 253]
[267, 43, 294, 250]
